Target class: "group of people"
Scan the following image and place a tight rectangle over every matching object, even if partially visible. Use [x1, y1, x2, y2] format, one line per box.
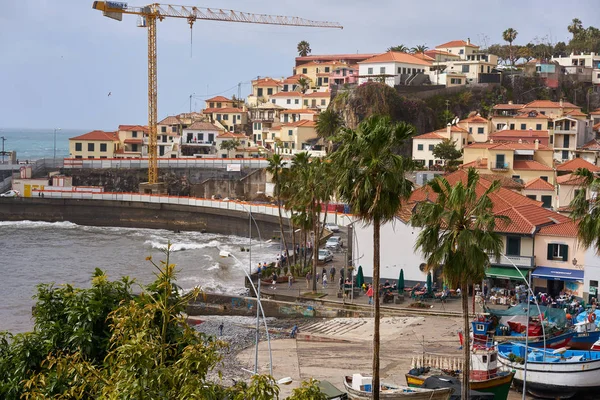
[363, 280, 399, 305]
[304, 266, 347, 289]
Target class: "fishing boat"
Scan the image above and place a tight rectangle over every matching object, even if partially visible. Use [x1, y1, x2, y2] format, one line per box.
[343, 374, 452, 400]
[405, 320, 513, 400]
[497, 343, 600, 398]
[567, 314, 600, 350]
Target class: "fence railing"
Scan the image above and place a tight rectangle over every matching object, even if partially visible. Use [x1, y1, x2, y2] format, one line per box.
[62, 157, 269, 170]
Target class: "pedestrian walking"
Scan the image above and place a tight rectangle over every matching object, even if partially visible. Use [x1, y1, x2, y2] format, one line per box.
[322, 273, 328, 288]
[306, 271, 312, 289]
[366, 284, 374, 305]
[288, 273, 293, 288]
[330, 266, 336, 281]
[218, 322, 224, 337]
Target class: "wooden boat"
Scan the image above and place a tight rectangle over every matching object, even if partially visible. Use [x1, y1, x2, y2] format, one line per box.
[497, 343, 600, 398]
[567, 320, 600, 350]
[406, 320, 513, 400]
[343, 375, 452, 400]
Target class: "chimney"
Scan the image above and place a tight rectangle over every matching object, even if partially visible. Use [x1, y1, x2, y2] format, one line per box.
[535, 139, 539, 150]
[560, 98, 564, 107]
[467, 38, 471, 45]
[508, 100, 513, 105]
[490, 139, 494, 144]
[447, 123, 451, 136]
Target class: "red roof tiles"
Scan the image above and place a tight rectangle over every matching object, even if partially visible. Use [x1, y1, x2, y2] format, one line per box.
[203, 107, 245, 114]
[359, 51, 432, 66]
[556, 173, 586, 186]
[205, 96, 232, 102]
[253, 78, 283, 87]
[489, 130, 549, 139]
[581, 139, 600, 151]
[270, 91, 303, 98]
[512, 160, 553, 171]
[118, 124, 149, 132]
[523, 100, 579, 109]
[495, 204, 569, 234]
[70, 130, 118, 141]
[524, 177, 555, 191]
[537, 220, 579, 237]
[282, 120, 316, 128]
[415, 132, 446, 140]
[187, 122, 222, 131]
[436, 40, 479, 48]
[158, 116, 181, 125]
[493, 103, 525, 110]
[556, 158, 600, 172]
[460, 115, 488, 123]
[304, 91, 331, 98]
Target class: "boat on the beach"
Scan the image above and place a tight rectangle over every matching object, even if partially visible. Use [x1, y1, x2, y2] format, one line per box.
[497, 342, 600, 399]
[566, 316, 600, 350]
[343, 374, 452, 400]
[405, 320, 513, 400]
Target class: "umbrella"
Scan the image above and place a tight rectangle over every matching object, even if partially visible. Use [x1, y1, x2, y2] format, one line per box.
[356, 265, 364, 288]
[426, 272, 433, 294]
[398, 269, 405, 294]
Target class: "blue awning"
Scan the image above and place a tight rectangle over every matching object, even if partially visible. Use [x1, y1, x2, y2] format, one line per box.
[531, 266, 584, 282]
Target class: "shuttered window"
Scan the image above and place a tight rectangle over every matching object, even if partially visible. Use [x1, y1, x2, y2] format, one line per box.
[547, 244, 568, 261]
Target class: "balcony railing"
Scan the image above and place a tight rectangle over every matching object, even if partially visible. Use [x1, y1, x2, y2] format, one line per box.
[182, 140, 215, 146]
[554, 128, 577, 135]
[491, 254, 535, 268]
[490, 162, 510, 171]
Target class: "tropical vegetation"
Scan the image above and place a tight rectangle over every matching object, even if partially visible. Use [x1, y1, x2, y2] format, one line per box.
[297, 40, 311, 57]
[411, 168, 505, 400]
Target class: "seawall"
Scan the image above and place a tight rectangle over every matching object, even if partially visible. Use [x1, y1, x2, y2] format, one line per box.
[0, 197, 282, 237]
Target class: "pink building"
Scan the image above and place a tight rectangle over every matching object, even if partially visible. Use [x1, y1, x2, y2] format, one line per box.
[328, 65, 358, 89]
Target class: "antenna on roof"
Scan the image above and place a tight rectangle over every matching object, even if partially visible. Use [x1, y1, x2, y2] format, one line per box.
[452, 116, 459, 125]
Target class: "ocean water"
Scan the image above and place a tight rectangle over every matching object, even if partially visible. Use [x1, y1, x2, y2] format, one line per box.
[0, 221, 280, 333]
[0, 128, 88, 161]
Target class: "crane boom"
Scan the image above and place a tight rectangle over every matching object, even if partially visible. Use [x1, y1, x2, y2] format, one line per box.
[92, 1, 342, 187]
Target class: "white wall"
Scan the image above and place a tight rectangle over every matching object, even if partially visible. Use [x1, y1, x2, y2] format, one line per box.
[353, 218, 429, 283]
[584, 247, 600, 298]
[272, 97, 303, 110]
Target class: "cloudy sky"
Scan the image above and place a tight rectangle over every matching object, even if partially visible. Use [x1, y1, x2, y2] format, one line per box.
[1, 0, 598, 130]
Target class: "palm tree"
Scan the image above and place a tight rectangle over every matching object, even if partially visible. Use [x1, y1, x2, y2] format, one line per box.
[410, 45, 428, 54]
[387, 45, 408, 53]
[331, 115, 415, 400]
[569, 168, 600, 253]
[410, 169, 505, 400]
[296, 77, 310, 94]
[266, 154, 291, 268]
[219, 139, 240, 158]
[568, 18, 583, 38]
[502, 28, 518, 65]
[316, 109, 343, 154]
[297, 40, 311, 57]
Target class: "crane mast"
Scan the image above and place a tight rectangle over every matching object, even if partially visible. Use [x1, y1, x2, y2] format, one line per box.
[92, 1, 342, 189]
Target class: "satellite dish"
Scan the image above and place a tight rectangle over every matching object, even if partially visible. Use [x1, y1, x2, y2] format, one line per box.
[453, 116, 459, 125]
[502, 124, 509, 130]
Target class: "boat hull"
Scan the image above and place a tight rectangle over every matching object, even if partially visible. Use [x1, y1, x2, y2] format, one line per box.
[343, 377, 452, 400]
[496, 330, 573, 349]
[405, 372, 514, 400]
[568, 330, 600, 350]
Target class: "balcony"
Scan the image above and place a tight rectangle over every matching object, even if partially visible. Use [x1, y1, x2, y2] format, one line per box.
[182, 140, 214, 147]
[554, 128, 577, 135]
[491, 254, 535, 268]
[490, 162, 510, 171]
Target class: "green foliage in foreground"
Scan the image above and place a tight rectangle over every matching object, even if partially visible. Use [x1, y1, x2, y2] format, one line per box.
[0, 245, 325, 399]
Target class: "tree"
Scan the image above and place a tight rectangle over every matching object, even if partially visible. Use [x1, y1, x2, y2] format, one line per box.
[332, 115, 414, 400]
[411, 169, 505, 400]
[387, 44, 408, 53]
[267, 154, 291, 268]
[297, 40, 311, 57]
[220, 138, 241, 158]
[486, 43, 510, 64]
[517, 45, 534, 62]
[297, 77, 310, 94]
[432, 139, 462, 171]
[570, 168, 600, 253]
[316, 109, 343, 153]
[502, 28, 519, 65]
[287, 379, 327, 400]
[410, 45, 428, 54]
[568, 18, 584, 38]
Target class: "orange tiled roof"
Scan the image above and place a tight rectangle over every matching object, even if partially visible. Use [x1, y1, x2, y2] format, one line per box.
[593, 122, 600, 131]
[581, 139, 600, 151]
[524, 177, 555, 191]
[523, 100, 579, 109]
[414, 132, 446, 140]
[425, 49, 457, 57]
[203, 107, 245, 114]
[280, 109, 318, 114]
[460, 158, 488, 169]
[254, 78, 283, 87]
[282, 120, 316, 128]
[465, 141, 552, 151]
[270, 91, 303, 98]
[123, 139, 143, 144]
[556, 173, 586, 186]
[512, 111, 551, 119]
[556, 158, 600, 172]
[359, 51, 432, 66]
[495, 204, 569, 234]
[565, 109, 588, 117]
[490, 130, 549, 139]
[513, 160, 553, 171]
[283, 74, 310, 84]
[304, 91, 331, 98]
[493, 103, 525, 110]
[436, 40, 479, 49]
[187, 122, 222, 131]
[70, 130, 118, 141]
[118, 124, 149, 132]
[479, 172, 524, 189]
[205, 96, 232, 102]
[590, 108, 600, 115]
[460, 115, 488, 123]
[537, 220, 579, 237]
[217, 132, 247, 139]
[411, 53, 435, 62]
[158, 116, 181, 125]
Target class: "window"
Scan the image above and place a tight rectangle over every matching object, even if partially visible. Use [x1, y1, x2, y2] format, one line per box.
[172, 126, 177, 133]
[403, 67, 407, 74]
[75, 143, 82, 151]
[271, 99, 276, 104]
[459, 49, 464, 54]
[462, 65, 470, 73]
[368, 67, 373, 74]
[324, 77, 328, 83]
[161, 126, 167, 133]
[324, 67, 330, 73]
[302, 68, 307, 74]
[540, 176, 548, 182]
[428, 144, 434, 151]
[574, 189, 583, 198]
[547, 243, 568, 261]
[132, 131, 138, 138]
[222, 114, 229, 120]
[510, 124, 515, 130]
[541, 195, 552, 208]
[506, 236, 521, 256]
[100, 143, 107, 152]
[100, 156, 107, 159]
[131, 144, 138, 152]
[469, 127, 473, 134]
[303, 100, 308, 106]
[536, 124, 542, 130]
[417, 144, 424, 151]
[321, 99, 326, 106]
[88, 156, 94, 159]
[496, 124, 504, 130]
[209, 102, 215, 108]
[216, 103, 221, 108]
[288, 129, 293, 136]
[512, 175, 520, 180]
[295, 99, 299, 104]
[208, 134, 214, 142]
[477, 127, 484, 134]
[75, 155, 82, 159]
[380, 67, 386, 74]
[526, 195, 537, 200]
[287, 99, 291, 104]
[520, 124, 527, 130]
[88, 143, 95, 152]
[562, 150, 569, 160]
[272, 133, 276, 140]
[398, 67, 401, 74]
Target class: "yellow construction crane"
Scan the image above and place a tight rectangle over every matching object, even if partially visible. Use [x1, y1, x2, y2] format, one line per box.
[92, 1, 342, 190]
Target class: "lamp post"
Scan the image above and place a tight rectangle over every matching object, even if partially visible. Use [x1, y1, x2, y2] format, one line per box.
[53, 128, 61, 166]
[0, 136, 6, 165]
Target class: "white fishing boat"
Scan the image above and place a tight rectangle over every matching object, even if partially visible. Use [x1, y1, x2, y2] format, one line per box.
[497, 343, 600, 399]
[343, 374, 452, 400]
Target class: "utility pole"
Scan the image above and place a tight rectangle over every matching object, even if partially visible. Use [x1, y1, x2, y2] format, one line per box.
[0, 136, 6, 164]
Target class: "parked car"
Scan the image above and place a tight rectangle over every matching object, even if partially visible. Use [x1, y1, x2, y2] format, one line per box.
[325, 236, 343, 250]
[318, 249, 334, 263]
[324, 222, 340, 233]
[0, 190, 20, 198]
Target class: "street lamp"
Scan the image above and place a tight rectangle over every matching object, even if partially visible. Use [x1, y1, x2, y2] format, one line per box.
[53, 128, 61, 166]
[0, 136, 6, 165]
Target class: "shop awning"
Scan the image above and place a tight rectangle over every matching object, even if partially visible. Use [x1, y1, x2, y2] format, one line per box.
[531, 266, 584, 282]
[485, 266, 528, 281]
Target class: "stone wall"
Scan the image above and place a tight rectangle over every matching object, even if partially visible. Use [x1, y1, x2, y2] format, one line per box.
[191, 169, 267, 201]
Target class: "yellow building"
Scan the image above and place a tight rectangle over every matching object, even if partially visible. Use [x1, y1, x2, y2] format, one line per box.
[293, 61, 346, 88]
[303, 91, 331, 110]
[247, 77, 283, 106]
[458, 114, 491, 143]
[411, 125, 468, 168]
[462, 141, 555, 185]
[491, 110, 552, 132]
[203, 107, 248, 133]
[69, 130, 120, 159]
[521, 177, 556, 208]
[116, 125, 147, 158]
[435, 39, 480, 59]
[275, 120, 318, 155]
[205, 95, 236, 109]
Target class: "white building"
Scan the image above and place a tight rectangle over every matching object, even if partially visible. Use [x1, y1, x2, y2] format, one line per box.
[357, 51, 431, 87]
[269, 91, 304, 109]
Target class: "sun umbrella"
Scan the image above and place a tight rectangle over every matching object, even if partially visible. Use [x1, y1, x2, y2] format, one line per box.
[356, 265, 364, 289]
[426, 272, 433, 294]
[398, 269, 405, 294]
